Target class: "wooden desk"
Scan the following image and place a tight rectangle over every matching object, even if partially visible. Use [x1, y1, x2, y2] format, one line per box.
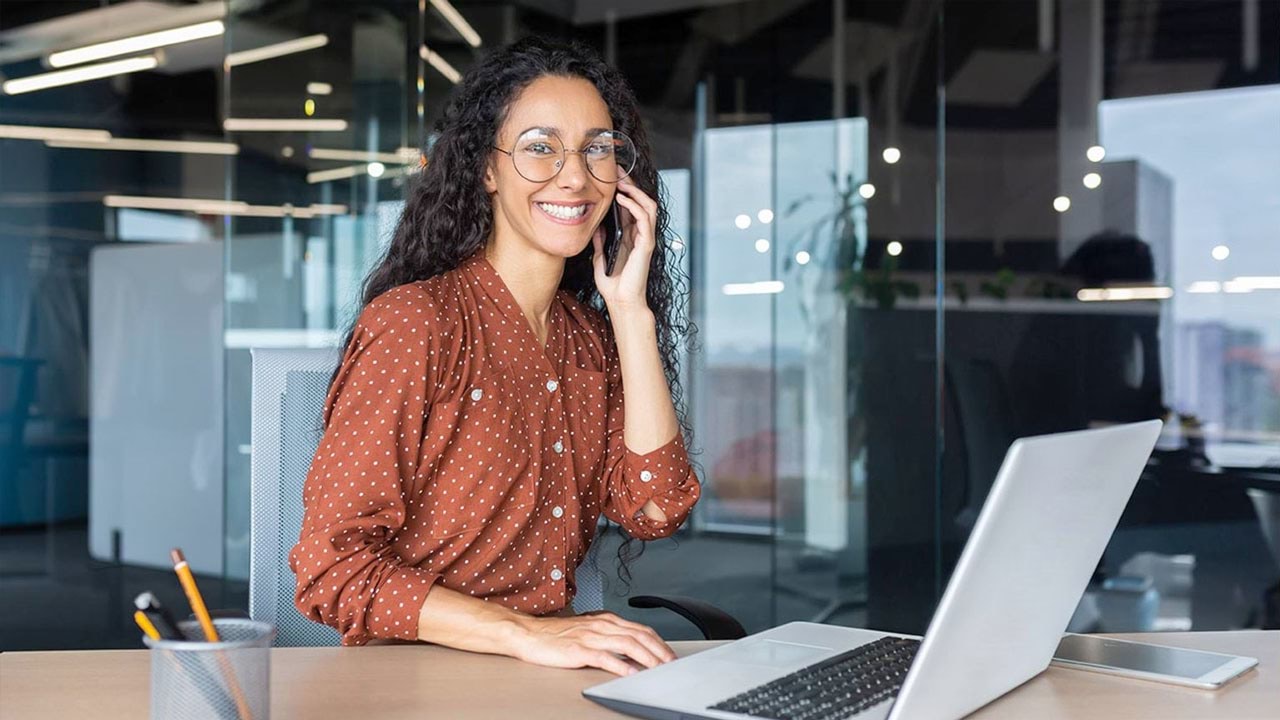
[0, 632, 1272, 719]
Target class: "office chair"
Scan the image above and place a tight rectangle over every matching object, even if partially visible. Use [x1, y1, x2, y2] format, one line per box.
[249, 347, 744, 647]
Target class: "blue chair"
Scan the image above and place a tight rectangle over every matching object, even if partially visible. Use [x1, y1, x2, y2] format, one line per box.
[248, 347, 742, 646]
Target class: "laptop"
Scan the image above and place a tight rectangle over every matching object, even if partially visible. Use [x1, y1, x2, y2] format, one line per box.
[584, 420, 1163, 720]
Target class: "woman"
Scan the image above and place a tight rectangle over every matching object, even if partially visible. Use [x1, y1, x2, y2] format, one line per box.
[289, 36, 701, 677]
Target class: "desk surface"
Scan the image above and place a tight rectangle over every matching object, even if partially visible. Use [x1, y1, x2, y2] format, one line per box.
[0, 631, 1273, 719]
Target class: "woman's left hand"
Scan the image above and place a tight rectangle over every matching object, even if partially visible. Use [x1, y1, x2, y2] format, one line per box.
[593, 177, 656, 314]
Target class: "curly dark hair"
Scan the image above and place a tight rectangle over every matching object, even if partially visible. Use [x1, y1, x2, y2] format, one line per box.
[343, 35, 694, 591]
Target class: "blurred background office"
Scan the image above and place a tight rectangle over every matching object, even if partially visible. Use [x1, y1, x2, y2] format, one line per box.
[2, 0, 1279, 651]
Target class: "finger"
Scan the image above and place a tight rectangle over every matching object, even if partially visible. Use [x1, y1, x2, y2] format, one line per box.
[591, 225, 607, 280]
[616, 179, 658, 215]
[614, 194, 654, 256]
[595, 617, 676, 661]
[585, 631, 665, 669]
[594, 624, 676, 664]
[587, 649, 637, 677]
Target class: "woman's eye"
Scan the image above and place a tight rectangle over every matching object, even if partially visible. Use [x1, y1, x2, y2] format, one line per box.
[523, 143, 556, 155]
[586, 143, 613, 157]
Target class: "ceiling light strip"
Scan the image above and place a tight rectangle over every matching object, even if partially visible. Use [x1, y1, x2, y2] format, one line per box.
[226, 34, 328, 68]
[420, 44, 461, 84]
[428, 0, 482, 47]
[0, 124, 112, 142]
[224, 118, 348, 132]
[46, 137, 238, 155]
[48, 20, 224, 68]
[2, 55, 158, 95]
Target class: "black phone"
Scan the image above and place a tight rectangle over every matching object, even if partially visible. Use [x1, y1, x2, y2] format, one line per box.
[601, 199, 623, 274]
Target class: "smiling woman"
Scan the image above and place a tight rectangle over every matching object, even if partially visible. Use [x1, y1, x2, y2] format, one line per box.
[288, 36, 700, 677]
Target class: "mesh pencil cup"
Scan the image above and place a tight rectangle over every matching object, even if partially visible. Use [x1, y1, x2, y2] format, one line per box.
[143, 618, 275, 720]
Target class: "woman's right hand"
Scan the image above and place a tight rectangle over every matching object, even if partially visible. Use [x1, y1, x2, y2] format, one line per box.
[510, 611, 677, 676]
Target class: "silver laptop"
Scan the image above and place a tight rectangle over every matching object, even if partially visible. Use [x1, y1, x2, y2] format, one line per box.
[585, 420, 1163, 720]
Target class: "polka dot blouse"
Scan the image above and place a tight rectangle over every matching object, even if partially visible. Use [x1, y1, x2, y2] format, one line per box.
[289, 254, 702, 646]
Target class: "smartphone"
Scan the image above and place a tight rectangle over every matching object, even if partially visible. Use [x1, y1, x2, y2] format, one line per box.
[1051, 633, 1258, 689]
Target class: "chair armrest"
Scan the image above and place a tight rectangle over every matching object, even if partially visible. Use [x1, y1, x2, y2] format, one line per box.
[628, 595, 747, 641]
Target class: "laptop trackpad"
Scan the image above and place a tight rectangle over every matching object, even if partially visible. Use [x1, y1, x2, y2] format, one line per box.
[732, 639, 835, 668]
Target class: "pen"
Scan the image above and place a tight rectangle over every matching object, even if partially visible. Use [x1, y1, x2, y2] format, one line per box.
[135, 592, 186, 640]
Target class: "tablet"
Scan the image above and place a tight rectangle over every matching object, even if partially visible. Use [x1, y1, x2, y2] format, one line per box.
[1052, 633, 1258, 689]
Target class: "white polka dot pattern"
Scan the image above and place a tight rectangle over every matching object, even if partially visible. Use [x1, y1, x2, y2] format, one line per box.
[288, 254, 701, 646]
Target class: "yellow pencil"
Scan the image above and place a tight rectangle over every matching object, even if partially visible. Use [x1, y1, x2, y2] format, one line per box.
[171, 548, 254, 720]
[133, 610, 162, 640]
[170, 548, 219, 642]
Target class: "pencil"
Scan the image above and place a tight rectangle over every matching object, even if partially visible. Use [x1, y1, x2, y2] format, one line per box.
[170, 548, 254, 720]
[133, 610, 162, 640]
[170, 548, 219, 642]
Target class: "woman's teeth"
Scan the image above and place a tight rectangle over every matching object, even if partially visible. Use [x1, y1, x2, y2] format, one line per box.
[537, 202, 588, 220]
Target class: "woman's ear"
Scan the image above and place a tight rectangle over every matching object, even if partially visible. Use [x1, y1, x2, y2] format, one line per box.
[483, 159, 498, 194]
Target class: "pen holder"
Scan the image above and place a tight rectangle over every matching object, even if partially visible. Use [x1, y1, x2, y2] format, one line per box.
[143, 618, 276, 720]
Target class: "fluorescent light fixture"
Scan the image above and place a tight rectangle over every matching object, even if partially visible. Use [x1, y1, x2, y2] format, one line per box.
[306, 162, 405, 184]
[1231, 276, 1280, 290]
[0, 124, 111, 142]
[46, 137, 238, 155]
[1186, 281, 1222, 294]
[48, 20, 224, 68]
[420, 44, 461, 84]
[224, 118, 348, 132]
[226, 34, 328, 68]
[307, 82, 332, 95]
[429, 0, 482, 47]
[308, 147, 410, 164]
[723, 281, 785, 296]
[3, 55, 158, 95]
[104, 195, 347, 218]
[306, 164, 364, 184]
[1076, 286, 1174, 302]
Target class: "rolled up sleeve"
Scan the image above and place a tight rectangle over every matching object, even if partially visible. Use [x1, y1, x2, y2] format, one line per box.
[598, 349, 701, 540]
[288, 292, 442, 645]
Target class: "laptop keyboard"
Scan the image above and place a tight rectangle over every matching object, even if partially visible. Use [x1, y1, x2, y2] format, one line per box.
[708, 636, 921, 720]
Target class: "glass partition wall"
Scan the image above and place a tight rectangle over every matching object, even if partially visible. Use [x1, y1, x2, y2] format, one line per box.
[3, 0, 1277, 652]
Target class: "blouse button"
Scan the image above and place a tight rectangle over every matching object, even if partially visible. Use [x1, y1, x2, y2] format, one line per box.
[545, 379, 559, 393]
[552, 506, 564, 518]
[470, 388, 484, 401]
[640, 470, 653, 483]
[550, 568, 563, 581]
[552, 439, 564, 454]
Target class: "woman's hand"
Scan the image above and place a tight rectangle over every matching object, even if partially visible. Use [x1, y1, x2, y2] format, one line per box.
[510, 611, 677, 676]
[593, 177, 657, 315]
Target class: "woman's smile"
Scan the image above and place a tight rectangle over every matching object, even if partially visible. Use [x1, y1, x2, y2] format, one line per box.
[533, 199, 596, 226]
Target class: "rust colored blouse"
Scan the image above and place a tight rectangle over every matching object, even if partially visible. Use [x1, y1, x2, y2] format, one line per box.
[289, 254, 701, 645]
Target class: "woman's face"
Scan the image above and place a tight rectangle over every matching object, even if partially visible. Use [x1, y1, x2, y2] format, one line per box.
[485, 74, 617, 261]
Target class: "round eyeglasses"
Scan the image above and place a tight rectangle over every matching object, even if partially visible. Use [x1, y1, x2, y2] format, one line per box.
[493, 128, 636, 184]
